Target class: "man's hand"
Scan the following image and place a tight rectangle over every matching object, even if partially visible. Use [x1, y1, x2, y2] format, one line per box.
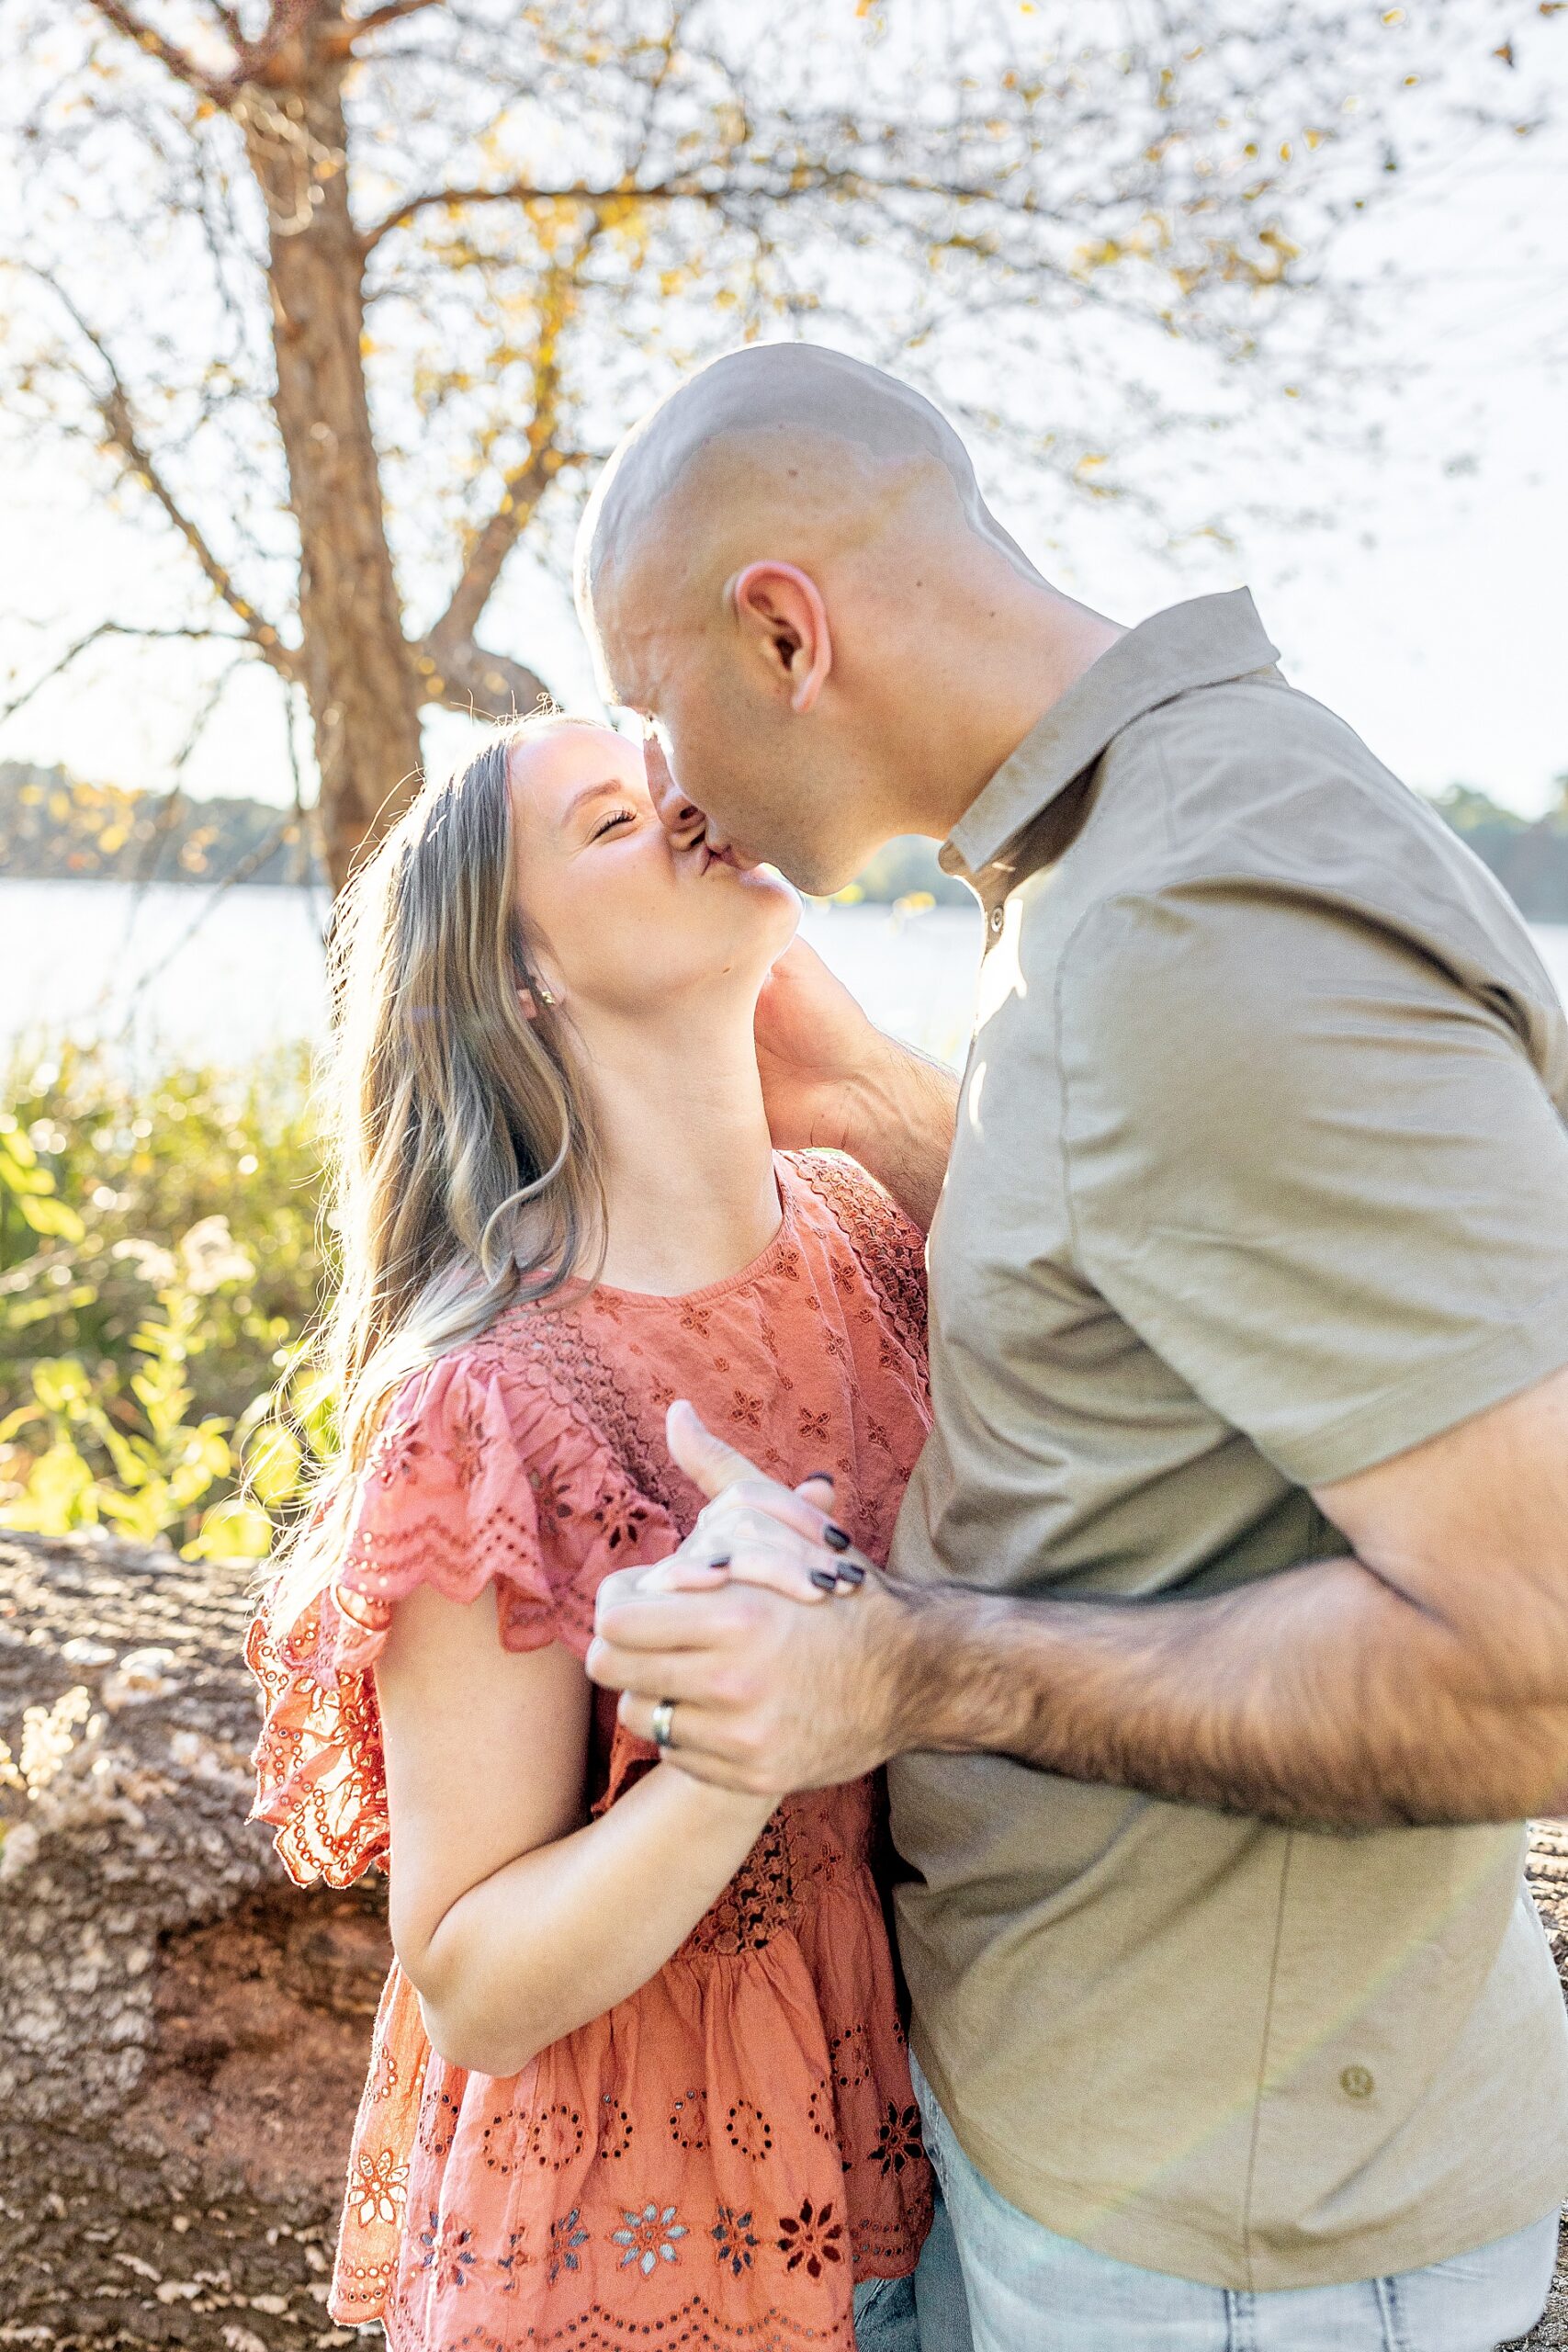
[586, 1402, 909, 1792]
[588, 1569, 914, 1795]
[754, 937, 892, 1155]
[755, 939, 959, 1232]
[592, 1372, 1568, 1830]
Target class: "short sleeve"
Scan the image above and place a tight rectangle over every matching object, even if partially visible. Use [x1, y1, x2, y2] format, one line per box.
[1057, 885, 1568, 1487]
[331, 1352, 552, 1647]
[245, 1350, 611, 1888]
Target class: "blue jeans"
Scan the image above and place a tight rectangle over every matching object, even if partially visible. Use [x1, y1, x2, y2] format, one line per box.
[912, 2056, 1559, 2351]
[852, 2180, 974, 2351]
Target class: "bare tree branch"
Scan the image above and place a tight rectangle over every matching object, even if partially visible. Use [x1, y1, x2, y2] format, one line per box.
[84, 0, 233, 97]
[360, 178, 608, 255]
[0, 622, 260, 729]
[414, 636, 551, 726]
[336, 0, 443, 44]
[423, 247, 595, 651]
[28, 272, 298, 678]
[105, 398, 298, 676]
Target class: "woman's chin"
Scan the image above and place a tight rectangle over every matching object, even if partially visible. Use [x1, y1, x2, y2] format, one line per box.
[742, 863, 803, 940]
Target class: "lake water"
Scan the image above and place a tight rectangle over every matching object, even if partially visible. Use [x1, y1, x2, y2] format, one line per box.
[0, 878, 986, 1071]
[3, 877, 1567, 1075]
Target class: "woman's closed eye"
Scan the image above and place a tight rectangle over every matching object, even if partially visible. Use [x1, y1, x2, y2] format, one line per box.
[589, 806, 639, 842]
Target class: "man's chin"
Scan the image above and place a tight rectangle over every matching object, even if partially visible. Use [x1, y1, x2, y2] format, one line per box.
[766, 848, 863, 900]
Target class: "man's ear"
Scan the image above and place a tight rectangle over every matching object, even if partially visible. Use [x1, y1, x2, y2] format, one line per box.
[729, 562, 832, 714]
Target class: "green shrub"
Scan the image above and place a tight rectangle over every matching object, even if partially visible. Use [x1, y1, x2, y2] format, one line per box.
[0, 1046, 329, 1556]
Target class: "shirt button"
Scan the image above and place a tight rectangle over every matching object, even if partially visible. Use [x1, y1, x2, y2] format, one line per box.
[1339, 2065, 1375, 2100]
[987, 905, 1005, 936]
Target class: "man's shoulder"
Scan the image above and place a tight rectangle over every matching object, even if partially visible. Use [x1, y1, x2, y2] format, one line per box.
[1109, 666, 1425, 854]
[1061, 676, 1550, 1019]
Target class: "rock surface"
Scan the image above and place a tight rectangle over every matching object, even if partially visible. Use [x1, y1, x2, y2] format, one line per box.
[3, 1526, 1566, 2347]
[1, 1528, 389, 2349]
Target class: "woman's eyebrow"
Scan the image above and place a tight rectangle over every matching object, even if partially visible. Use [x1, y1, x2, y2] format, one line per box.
[563, 776, 637, 822]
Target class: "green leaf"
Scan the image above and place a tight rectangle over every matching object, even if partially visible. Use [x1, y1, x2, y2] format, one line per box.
[31, 1358, 92, 1414]
[96, 1488, 165, 1542]
[17, 1193, 85, 1242]
[0, 1142, 50, 1194]
[186, 1497, 275, 1562]
[247, 1421, 303, 1506]
[0, 1442, 97, 1536]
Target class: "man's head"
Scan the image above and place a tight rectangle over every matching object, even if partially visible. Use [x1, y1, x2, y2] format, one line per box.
[575, 342, 1049, 894]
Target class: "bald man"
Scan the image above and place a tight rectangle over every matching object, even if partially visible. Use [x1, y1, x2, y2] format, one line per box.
[578, 344, 1568, 2351]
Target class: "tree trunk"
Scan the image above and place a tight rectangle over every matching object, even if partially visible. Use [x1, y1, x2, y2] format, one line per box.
[4, 1524, 1564, 2346]
[0, 1529, 389, 2348]
[240, 19, 424, 894]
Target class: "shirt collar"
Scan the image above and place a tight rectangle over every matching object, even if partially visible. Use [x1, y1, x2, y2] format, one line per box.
[941, 588, 1280, 883]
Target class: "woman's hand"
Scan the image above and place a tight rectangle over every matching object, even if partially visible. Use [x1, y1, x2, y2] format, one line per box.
[628, 1400, 874, 1608]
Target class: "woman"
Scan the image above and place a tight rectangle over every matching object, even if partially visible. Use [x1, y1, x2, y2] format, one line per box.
[246, 714, 942, 2350]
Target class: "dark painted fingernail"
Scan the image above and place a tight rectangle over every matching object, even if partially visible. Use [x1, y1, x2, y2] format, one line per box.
[807, 1469, 836, 1486]
[810, 1566, 838, 1592]
[837, 1561, 866, 1588]
[709, 1554, 731, 1569]
[823, 1522, 852, 1553]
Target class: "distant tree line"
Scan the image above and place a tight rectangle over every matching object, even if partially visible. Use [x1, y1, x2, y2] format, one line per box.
[0, 763, 315, 888]
[5, 761, 1568, 919]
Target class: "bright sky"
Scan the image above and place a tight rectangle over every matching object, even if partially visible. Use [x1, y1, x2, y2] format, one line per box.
[2, 17, 1564, 819]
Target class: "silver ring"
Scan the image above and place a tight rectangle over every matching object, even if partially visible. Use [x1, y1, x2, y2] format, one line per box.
[649, 1697, 678, 1752]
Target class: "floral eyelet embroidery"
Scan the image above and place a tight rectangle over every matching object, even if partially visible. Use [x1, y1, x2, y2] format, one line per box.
[591, 1488, 650, 1552]
[611, 2202, 687, 2278]
[525, 2103, 585, 2172]
[776, 2197, 844, 2278]
[547, 2210, 589, 2287]
[668, 2088, 708, 2152]
[351, 2148, 408, 2226]
[725, 2098, 774, 2160]
[711, 2203, 760, 2278]
[870, 2101, 924, 2177]
[418, 2210, 479, 2290]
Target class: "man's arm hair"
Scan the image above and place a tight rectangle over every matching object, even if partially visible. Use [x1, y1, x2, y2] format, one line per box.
[844, 1039, 959, 1235]
[891, 1363, 1568, 1830]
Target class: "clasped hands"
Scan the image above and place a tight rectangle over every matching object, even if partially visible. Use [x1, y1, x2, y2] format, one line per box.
[585, 1399, 907, 1797]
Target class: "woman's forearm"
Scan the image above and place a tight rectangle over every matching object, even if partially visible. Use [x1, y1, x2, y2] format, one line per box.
[413, 1764, 774, 2075]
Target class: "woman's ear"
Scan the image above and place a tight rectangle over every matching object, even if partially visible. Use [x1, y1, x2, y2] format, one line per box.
[728, 561, 833, 714]
[517, 986, 541, 1023]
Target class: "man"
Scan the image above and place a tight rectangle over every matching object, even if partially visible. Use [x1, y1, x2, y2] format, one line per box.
[576, 341, 1568, 2348]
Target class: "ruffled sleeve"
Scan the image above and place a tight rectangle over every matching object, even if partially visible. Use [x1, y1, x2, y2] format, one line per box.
[244, 1349, 610, 1890]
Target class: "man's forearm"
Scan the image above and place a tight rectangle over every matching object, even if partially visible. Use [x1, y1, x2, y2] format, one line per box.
[841, 1037, 959, 1234]
[891, 1555, 1568, 1831]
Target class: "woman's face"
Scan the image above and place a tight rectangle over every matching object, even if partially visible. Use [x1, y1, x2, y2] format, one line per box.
[508, 722, 800, 1021]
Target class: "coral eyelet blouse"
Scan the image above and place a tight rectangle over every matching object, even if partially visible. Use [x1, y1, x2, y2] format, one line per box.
[247, 1154, 935, 2351]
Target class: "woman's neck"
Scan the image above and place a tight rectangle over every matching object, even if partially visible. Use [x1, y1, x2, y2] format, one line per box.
[581, 1002, 782, 1297]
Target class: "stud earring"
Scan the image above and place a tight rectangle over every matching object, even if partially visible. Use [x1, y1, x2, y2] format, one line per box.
[536, 981, 557, 1007]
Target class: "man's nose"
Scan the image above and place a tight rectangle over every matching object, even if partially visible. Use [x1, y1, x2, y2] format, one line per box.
[644, 736, 705, 842]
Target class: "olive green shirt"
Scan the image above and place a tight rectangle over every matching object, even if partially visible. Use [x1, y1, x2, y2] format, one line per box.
[887, 589, 1568, 2291]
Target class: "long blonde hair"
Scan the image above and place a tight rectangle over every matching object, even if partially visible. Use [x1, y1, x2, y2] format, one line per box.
[265, 712, 605, 1632]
